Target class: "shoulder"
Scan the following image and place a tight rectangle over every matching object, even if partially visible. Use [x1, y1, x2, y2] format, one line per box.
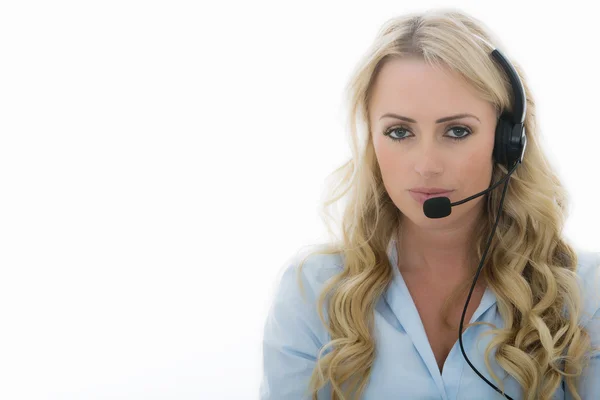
[272, 247, 345, 306]
[263, 247, 345, 349]
[573, 247, 600, 326]
[574, 248, 600, 281]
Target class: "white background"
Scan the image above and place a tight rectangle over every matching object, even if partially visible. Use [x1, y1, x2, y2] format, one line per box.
[0, 1, 598, 399]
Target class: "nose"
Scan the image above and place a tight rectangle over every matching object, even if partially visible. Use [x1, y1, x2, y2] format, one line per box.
[413, 138, 444, 177]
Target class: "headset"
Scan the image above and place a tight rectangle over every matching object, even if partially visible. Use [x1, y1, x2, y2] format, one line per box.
[421, 37, 527, 399]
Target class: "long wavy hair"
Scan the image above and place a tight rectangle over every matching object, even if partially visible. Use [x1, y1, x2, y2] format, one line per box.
[294, 7, 599, 400]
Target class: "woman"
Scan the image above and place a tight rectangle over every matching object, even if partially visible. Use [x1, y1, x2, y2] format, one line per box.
[260, 8, 600, 400]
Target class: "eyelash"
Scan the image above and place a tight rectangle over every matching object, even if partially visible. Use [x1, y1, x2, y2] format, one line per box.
[383, 125, 473, 142]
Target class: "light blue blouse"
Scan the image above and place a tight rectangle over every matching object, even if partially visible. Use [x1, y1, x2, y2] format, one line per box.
[259, 239, 600, 399]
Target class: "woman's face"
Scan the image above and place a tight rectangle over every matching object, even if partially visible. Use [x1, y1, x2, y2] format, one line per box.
[369, 57, 498, 227]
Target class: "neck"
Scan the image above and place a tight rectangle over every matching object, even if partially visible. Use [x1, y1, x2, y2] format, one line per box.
[396, 213, 483, 280]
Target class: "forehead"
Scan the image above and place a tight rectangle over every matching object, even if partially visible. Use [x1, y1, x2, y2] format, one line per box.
[369, 57, 489, 118]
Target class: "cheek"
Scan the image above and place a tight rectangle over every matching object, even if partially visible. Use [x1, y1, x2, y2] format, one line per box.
[373, 142, 410, 198]
[375, 142, 409, 180]
[459, 147, 494, 188]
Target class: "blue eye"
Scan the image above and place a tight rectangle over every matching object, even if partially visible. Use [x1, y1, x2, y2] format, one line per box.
[384, 125, 472, 142]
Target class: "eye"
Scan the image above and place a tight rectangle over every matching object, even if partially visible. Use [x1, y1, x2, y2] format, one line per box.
[446, 126, 472, 140]
[384, 126, 411, 141]
[383, 125, 473, 142]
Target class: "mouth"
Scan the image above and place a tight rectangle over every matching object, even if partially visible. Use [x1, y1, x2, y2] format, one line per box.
[408, 190, 454, 205]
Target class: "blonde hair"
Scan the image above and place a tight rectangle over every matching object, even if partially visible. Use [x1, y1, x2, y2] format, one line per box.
[295, 7, 599, 400]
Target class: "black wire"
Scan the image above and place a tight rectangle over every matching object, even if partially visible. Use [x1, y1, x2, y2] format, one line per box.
[457, 162, 517, 400]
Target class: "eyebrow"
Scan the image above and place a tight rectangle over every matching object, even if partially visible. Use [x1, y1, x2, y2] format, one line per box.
[379, 113, 481, 123]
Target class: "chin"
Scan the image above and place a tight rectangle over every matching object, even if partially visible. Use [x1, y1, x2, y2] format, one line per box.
[400, 203, 456, 225]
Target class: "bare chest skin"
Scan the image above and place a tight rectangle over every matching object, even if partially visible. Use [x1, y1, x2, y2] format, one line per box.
[402, 273, 486, 373]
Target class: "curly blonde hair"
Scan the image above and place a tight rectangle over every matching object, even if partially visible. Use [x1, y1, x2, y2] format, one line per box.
[295, 7, 599, 400]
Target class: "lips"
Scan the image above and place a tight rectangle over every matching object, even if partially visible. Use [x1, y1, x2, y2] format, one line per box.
[409, 190, 453, 205]
[409, 188, 452, 194]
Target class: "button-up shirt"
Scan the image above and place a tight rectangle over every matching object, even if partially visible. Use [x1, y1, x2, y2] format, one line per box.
[260, 239, 600, 399]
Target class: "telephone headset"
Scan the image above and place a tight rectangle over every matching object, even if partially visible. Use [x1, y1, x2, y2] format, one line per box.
[421, 37, 527, 400]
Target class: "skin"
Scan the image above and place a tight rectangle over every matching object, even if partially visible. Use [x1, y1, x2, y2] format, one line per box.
[368, 56, 498, 285]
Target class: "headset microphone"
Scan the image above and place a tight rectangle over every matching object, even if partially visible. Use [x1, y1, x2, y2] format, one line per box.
[418, 40, 527, 400]
[423, 160, 519, 219]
